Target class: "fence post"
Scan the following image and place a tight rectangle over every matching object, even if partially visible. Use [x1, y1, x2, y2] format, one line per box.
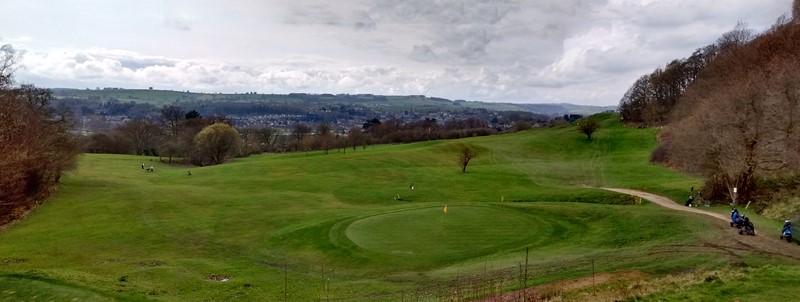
[284, 262, 288, 302]
[524, 247, 529, 287]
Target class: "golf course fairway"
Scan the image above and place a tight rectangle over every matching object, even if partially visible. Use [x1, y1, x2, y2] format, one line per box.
[2, 114, 799, 301]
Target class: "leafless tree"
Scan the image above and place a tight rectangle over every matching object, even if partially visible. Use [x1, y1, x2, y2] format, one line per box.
[316, 123, 334, 154]
[0, 44, 18, 87]
[118, 119, 163, 155]
[667, 24, 800, 203]
[716, 21, 755, 52]
[160, 105, 185, 137]
[347, 126, 365, 151]
[793, 0, 800, 24]
[291, 123, 311, 152]
[457, 143, 479, 173]
[1, 48, 79, 224]
[577, 116, 601, 140]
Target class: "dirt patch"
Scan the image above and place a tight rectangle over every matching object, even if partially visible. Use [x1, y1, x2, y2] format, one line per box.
[137, 260, 165, 268]
[1, 258, 28, 265]
[206, 275, 231, 282]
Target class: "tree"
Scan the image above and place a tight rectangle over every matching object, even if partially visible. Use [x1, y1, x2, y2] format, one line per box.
[0, 44, 18, 87]
[666, 24, 800, 204]
[794, 0, 800, 24]
[254, 127, 280, 152]
[716, 21, 754, 53]
[160, 105, 185, 137]
[291, 123, 311, 152]
[185, 109, 201, 120]
[85, 131, 130, 154]
[194, 123, 241, 165]
[1, 45, 79, 224]
[511, 120, 532, 132]
[316, 123, 334, 154]
[457, 143, 479, 173]
[577, 116, 601, 140]
[346, 126, 365, 151]
[117, 119, 163, 155]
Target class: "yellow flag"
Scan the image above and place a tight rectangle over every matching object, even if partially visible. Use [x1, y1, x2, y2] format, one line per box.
[444, 204, 448, 214]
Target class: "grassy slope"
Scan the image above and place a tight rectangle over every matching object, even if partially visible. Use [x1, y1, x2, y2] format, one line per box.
[1, 114, 797, 301]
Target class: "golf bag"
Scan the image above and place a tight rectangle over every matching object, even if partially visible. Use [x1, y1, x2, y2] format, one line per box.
[739, 217, 755, 236]
[781, 222, 793, 242]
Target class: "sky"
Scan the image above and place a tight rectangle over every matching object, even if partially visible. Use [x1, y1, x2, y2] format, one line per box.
[0, 0, 793, 106]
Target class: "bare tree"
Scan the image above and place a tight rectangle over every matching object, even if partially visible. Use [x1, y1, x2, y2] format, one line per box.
[716, 21, 754, 52]
[577, 116, 601, 140]
[160, 105, 185, 137]
[316, 123, 334, 154]
[0, 44, 18, 87]
[1, 49, 79, 224]
[667, 24, 800, 203]
[118, 119, 163, 155]
[793, 0, 800, 24]
[291, 123, 311, 152]
[457, 143, 479, 173]
[255, 127, 280, 152]
[346, 126, 365, 151]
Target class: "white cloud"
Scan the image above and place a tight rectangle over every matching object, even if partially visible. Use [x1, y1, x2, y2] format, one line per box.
[3, 0, 795, 105]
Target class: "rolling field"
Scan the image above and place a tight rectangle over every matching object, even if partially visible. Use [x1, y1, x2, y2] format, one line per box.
[1, 114, 799, 301]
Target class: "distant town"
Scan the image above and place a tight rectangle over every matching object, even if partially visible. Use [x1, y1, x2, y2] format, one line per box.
[51, 88, 616, 135]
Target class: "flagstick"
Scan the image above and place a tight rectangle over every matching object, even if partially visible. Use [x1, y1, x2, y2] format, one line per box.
[441, 204, 447, 231]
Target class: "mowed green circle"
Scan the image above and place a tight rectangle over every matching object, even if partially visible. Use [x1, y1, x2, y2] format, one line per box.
[345, 205, 542, 257]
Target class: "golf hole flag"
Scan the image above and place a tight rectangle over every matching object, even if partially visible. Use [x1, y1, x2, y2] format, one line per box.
[444, 204, 447, 214]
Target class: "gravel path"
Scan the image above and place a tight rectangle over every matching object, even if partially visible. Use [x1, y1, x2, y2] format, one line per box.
[603, 187, 800, 260]
[603, 188, 728, 221]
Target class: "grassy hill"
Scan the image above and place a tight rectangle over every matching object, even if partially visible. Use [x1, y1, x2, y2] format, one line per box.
[1, 114, 798, 301]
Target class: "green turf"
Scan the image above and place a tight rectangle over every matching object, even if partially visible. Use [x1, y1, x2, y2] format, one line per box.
[344, 205, 541, 258]
[0, 113, 796, 301]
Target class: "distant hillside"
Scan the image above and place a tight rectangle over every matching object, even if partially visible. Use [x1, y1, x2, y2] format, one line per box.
[51, 88, 615, 115]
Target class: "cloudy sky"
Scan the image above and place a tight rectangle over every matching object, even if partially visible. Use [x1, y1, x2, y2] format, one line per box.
[0, 0, 792, 105]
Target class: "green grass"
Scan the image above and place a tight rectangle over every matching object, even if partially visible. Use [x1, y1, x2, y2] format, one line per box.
[0, 113, 796, 301]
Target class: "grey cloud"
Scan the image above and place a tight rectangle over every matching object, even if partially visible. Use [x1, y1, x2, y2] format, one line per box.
[118, 58, 176, 70]
[283, 2, 342, 26]
[353, 10, 376, 30]
[371, 0, 518, 25]
[409, 44, 437, 62]
[438, 26, 498, 62]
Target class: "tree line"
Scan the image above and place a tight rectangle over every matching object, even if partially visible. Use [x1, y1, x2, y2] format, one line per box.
[84, 106, 540, 162]
[620, 2, 800, 207]
[0, 45, 80, 225]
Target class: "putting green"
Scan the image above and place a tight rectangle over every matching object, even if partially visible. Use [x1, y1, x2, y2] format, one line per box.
[344, 205, 543, 258]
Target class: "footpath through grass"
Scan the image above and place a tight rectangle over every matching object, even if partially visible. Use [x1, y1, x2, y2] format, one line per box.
[1, 114, 797, 301]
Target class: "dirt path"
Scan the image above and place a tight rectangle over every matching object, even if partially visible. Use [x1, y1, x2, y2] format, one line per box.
[473, 188, 800, 302]
[603, 188, 800, 259]
[602, 188, 728, 221]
